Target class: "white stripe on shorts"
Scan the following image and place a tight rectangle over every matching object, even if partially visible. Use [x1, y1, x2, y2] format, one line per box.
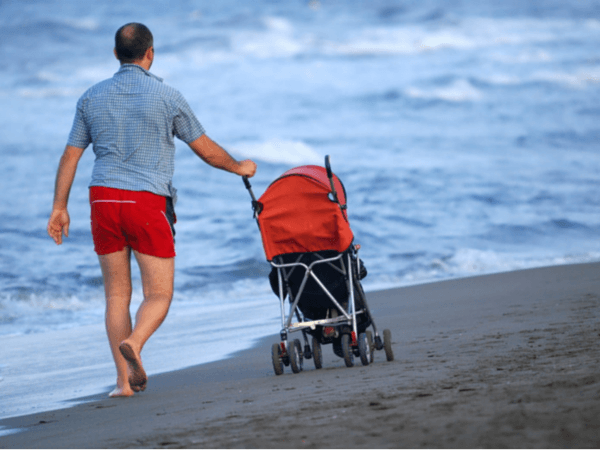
[91, 200, 137, 204]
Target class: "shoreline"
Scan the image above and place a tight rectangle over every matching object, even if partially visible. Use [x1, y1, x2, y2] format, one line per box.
[1, 262, 599, 448]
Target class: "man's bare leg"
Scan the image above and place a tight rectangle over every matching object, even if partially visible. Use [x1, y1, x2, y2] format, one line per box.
[98, 247, 135, 397]
[119, 250, 174, 390]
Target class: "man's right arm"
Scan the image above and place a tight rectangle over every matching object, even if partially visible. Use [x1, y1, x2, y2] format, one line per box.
[188, 135, 257, 178]
[47, 145, 86, 245]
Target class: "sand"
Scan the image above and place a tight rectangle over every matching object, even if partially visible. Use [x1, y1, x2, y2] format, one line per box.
[1, 262, 599, 448]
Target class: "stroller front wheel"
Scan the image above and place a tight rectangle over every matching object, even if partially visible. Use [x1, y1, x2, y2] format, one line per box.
[290, 339, 304, 373]
[341, 333, 354, 368]
[271, 343, 284, 375]
[358, 332, 373, 366]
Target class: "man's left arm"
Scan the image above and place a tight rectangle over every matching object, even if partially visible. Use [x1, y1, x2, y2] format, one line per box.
[188, 135, 257, 178]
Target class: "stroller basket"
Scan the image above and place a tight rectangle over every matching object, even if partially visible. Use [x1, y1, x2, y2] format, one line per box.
[243, 156, 393, 374]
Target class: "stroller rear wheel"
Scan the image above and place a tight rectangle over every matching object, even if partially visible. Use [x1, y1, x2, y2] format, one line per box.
[271, 343, 284, 375]
[367, 331, 374, 361]
[312, 336, 323, 369]
[383, 329, 394, 361]
[290, 339, 304, 373]
[341, 333, 354, 367]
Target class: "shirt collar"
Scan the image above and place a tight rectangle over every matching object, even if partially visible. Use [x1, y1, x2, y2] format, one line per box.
[116, 64, 164, 83]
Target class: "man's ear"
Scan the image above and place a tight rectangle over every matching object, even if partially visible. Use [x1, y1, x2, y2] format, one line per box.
[144, 46, 154, 69]
[114, 48, 119, 60]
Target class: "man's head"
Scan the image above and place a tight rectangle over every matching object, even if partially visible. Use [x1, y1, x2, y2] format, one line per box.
[114, 23, 153, 65]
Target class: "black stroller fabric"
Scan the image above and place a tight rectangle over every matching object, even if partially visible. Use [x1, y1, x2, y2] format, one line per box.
[269, 250, 371, 333]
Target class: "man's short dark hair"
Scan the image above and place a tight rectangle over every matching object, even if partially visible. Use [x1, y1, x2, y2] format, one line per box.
[115, 23, 153, 63]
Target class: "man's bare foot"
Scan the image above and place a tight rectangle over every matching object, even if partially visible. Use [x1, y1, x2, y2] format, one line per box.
[131, 380, 147, 392]
[108, 384, 135, 398]
[119, 340, 147, 388]
[127, 368, 146, 392]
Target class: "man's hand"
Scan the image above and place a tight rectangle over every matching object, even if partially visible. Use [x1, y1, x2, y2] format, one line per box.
[47, 208, 70, 245]
[237, 159, 257, 178]
[47, 145, 85, 246]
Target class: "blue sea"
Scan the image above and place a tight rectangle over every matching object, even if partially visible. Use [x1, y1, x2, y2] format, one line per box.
[1, 0, 599, 421]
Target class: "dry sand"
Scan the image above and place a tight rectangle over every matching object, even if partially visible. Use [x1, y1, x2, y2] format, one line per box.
[1, 262, 599, 448]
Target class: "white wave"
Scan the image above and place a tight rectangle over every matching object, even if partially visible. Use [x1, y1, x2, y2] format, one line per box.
[322, 25, 475, 56]
[445, 249, 600, 279]
[0, 292, 102, 314]
[74, 63, 116, 84]
[440, 248, 524, 275]
[530, 68, 600, 88]
[586, 19, 600, 30]
[232, 16, 305, 58]
[147, 15, 594, 66]
[0, 427, 20, 437]
[364, 250, 600, 292]
[232, 139, 322, 165]
[0, 292, 107, 337]
[263, 16, 294, 34]
[405, 79, 483, 102]
[490, 49, 553, 64]
[321, 17, 582, 57]
[476, 65, 600, 89]
[324, 27, 425, 56]
[62, 18, 100, 31]
[15, 63, 114, 99]
[0, 290, 278, 420]
[35, 70, 64, 83]
[226, 15, 571, 60]
[483, 74, 522, 85]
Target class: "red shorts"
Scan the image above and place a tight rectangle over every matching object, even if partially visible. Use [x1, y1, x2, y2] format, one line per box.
[89, 186, 176, 257]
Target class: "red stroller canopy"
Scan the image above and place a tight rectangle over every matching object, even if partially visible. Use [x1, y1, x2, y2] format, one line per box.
[257, 165, 354, 261]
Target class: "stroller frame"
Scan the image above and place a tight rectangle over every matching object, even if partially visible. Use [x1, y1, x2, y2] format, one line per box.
[270, 247, 380, 369]
[273, 250, 363, 338]
[243, 156, 393, 374]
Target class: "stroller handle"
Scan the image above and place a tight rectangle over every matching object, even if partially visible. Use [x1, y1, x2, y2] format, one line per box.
[242, 175, 262, 217]
[325, 155, 333, 179]
[325, 155, 341, 206]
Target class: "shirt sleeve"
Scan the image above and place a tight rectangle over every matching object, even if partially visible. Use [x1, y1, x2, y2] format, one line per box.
[171, 92, 206, 144]
[67, 96, 92, 149]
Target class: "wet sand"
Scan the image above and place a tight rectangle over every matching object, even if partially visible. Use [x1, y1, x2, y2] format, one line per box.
[1, 262, 599, 448]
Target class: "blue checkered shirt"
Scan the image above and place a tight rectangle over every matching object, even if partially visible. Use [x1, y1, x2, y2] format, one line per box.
[68, 64, 205, 201]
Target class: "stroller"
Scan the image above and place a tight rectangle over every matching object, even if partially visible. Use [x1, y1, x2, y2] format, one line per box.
[243, 156, 393, 375]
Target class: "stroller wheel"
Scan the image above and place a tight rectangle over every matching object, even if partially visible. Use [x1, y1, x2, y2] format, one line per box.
[312, 336, 323, 369]
[383, 329, 394, 362]
[271, 343, 284, 376]
[290, 339, 304, 374]
[367, 331, 375, 362]
[358, 332, 372, 366]
[341, 334, 354, 368]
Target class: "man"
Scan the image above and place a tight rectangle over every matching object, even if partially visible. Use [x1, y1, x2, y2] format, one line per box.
[47, 23, 257, 397]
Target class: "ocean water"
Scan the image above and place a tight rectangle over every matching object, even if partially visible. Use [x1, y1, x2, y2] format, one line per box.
[1, 0, 600, 420]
